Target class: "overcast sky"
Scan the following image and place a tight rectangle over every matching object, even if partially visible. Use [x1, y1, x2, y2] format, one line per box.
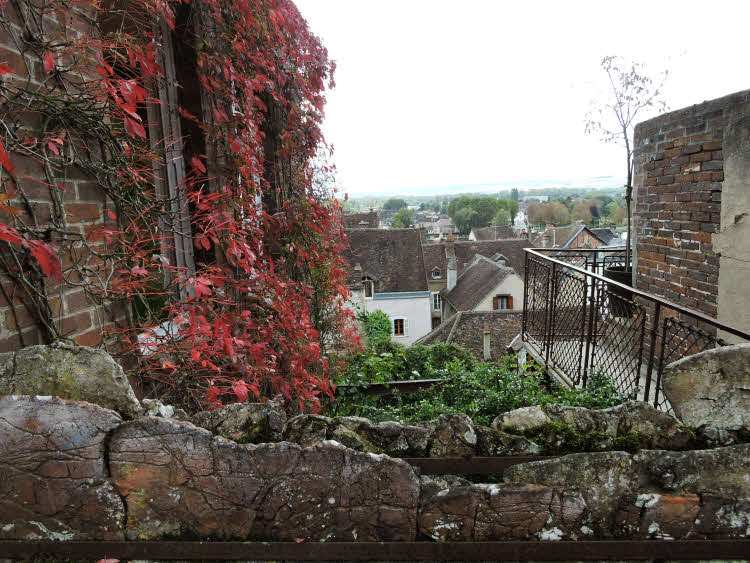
[295, 0, 750, 197]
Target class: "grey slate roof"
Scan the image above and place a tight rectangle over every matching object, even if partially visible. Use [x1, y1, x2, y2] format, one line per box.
[416, 311, 523, 361]
[591, 227, 622, 246]
[343, 228, 428, 293]
[471, 226, 521, 241]
[442, 255, 513, 312]
[343, 211, 378, 229]
[422, 238, 532, 278]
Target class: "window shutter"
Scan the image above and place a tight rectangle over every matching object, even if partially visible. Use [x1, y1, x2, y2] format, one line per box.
[508, 296, 514, 309]
[405, 318, 409, 336]
[146, 20, 197, 298]
[493, 296, 499, 310]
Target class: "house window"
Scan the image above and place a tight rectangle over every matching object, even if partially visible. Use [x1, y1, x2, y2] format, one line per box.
[393, 317, 407, 337]
[432, 292, 442, 311]
[363, 276, 374, 298]
[493, 295, 513, 310]
[432, 267, 441, 279]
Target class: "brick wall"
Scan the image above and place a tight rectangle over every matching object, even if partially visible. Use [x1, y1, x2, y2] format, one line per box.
[0, 4, 125, 353]
[633, 90, 750, 321]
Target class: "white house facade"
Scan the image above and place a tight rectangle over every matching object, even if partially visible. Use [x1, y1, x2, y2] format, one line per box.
[441, 254, 525, 318]
[343, 228, 433, 345]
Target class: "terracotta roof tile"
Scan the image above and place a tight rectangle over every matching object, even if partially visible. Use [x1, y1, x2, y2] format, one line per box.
[591, 227, 622, 245]
[343, 211, 378, 228]
[471, 226, 521, 241]
[442, 256, 512, 311]
[422, 238, 532, 278]
[343, 228, 428, 293]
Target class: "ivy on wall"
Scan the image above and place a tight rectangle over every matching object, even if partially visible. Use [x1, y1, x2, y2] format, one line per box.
[0, 0, 358, 412]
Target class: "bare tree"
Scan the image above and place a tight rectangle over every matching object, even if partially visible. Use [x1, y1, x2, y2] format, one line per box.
[585, 56, 669, 269]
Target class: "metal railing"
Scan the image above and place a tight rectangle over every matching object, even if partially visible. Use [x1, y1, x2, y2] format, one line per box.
[522, 248, 750, 410]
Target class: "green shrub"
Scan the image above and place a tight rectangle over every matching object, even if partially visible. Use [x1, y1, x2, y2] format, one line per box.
[331, 355, 633, 425]
[403, 345, 432, 378]
[549, 370, 635, 409]
[429, 342, 477, 372]
[358, 310, 392, 344]
[369, 338, 406, 358]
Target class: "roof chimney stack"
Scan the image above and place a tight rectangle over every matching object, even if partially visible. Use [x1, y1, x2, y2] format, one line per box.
[483, 325, 491, 361]
[447, 257, 457, 290]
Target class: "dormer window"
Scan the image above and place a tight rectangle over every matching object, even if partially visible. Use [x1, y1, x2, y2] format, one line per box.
[362, 276, 374, 298]
[432, 267, 441, 279]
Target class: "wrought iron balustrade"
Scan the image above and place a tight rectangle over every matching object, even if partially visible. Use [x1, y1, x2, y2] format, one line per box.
[521, 248, 750, 410]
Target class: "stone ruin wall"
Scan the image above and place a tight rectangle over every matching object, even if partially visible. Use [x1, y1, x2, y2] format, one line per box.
[1, 343, 749, 545]
[2, 393, 749, 544]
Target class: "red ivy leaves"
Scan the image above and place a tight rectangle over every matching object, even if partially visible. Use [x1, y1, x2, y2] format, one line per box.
[43, 52, 55, 73]
[189, 156, 206, 173]
[124, 116, 146, 138]
[0, 224, 23, 246]
[28, 241, 63, 282]
[0, 137, 16, 178]
[18, 0, 356, 413]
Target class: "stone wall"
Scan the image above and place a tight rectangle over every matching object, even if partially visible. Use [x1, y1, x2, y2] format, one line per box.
[2, 394, 749, 543]
[633, 89, 750, 337]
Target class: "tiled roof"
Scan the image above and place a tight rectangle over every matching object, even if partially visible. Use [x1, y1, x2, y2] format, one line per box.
[415, 311, 523, 361]
[343, 228, 428, 293]
[471, 226, 521, 241]
[531, 224, 606, 248]
[442, 256, 513, 311]
[343, 211, 378, 228]
[591, 227, 622, 245]
[422, 238, 532, 278]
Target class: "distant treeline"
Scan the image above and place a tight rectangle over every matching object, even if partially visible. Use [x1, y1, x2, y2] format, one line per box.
[341, 186, 626, 229]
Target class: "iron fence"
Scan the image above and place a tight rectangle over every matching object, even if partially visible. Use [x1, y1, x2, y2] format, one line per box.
[522, 248, 750, 410]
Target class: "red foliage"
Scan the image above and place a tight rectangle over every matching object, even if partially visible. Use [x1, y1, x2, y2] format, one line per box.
[101, 0, 354, 411]
[0, 0, 358, 412]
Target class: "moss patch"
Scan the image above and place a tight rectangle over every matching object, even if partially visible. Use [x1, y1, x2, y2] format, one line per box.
[506, 421, 653, 455]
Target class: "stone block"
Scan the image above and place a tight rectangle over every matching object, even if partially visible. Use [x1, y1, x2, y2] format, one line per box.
[0, 396, 124, 540]
[110, 417, 419, 541]
[662, 343, 750, 440]
[0, 342, 142, 419]
[419, 483, 586, 541]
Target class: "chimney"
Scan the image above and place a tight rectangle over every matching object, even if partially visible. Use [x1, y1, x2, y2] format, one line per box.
[483, 325, 491, 361]
[542, 232, 551, 248]
[447, 257, 457, 290]
[445, 239, 456, 258]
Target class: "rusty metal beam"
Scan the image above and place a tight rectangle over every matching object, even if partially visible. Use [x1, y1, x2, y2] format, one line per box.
[1, 540, 748, 560]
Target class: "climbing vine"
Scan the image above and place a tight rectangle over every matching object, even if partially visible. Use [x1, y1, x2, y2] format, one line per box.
[0, 0, 358, 412]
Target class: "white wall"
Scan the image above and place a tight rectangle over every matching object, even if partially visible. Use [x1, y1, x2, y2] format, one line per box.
[346, 286, 366, 314]
[364, 294, 432, 346]
[473, 273, 524, 311]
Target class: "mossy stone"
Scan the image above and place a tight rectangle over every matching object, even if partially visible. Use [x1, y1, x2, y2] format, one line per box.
[0, 342, 142, 419]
